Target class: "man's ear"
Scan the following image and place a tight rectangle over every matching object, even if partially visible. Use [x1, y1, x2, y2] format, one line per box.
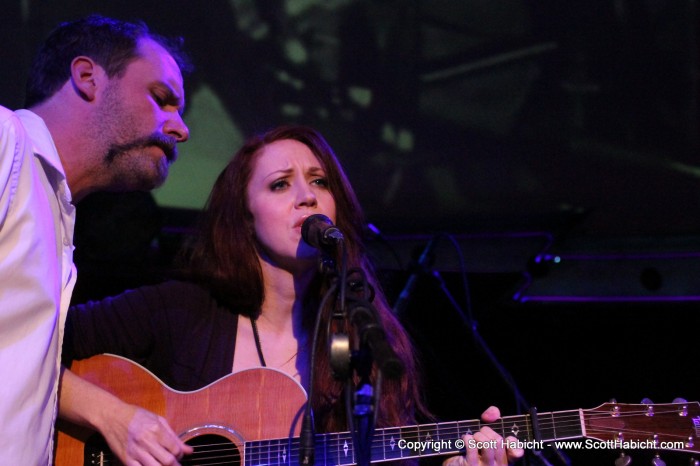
[70, 56, 105, 101]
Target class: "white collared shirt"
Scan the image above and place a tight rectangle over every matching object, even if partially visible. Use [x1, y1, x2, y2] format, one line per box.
[0, 107, 76, 465]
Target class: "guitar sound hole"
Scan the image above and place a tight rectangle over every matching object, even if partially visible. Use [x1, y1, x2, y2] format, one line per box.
[84, 433, 241, 466]
[183, 434, 241, 466]
[84, 434, 111, 464]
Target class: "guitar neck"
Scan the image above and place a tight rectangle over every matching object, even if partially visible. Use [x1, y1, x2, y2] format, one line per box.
[246, 400, 700, 466]
[244, 410, 584, 465]
[55, 355, 699, 466]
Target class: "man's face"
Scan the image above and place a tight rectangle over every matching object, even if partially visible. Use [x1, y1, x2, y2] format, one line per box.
[93, 38, 189, 191]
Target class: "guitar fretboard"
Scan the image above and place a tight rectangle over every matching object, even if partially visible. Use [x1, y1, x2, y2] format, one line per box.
[244, 410, 584, 466]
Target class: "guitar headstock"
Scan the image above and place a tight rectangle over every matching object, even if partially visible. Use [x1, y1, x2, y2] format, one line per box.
[583, 400, 700, 454]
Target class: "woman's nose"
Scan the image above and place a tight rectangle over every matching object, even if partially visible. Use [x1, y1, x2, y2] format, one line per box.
[296, 186, 317, 207]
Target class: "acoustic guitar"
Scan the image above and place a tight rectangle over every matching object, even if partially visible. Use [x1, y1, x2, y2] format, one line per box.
[55, 354, 700, 465]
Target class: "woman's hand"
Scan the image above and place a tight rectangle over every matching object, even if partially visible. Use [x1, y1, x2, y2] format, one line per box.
[443, 406, 524, 466]
[59, 367, 193, 465]
[102, 405, 193, 466]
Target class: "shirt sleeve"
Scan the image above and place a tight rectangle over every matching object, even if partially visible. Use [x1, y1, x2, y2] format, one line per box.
[0, 112, 24, 228]
[62, 280, 238, 390]
[63, 284, 164, 364]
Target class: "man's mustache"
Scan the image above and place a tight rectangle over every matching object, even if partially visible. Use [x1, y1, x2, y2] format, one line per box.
[106, 133, 178, 163]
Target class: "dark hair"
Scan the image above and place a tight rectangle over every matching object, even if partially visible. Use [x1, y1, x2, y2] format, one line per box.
[24, 14, 192, 107]
[180, 125, 429, 431]
[181, 124, 367, 314]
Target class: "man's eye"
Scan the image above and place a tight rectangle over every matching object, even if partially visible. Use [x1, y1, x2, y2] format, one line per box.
[153, 92, 172, 107]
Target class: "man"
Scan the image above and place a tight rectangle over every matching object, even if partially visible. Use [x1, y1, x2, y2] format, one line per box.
[0, 15, 190, 465]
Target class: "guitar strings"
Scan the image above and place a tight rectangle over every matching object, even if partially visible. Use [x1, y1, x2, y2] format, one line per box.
[84, 407, 697, 466]
[242, 408, 696, 465]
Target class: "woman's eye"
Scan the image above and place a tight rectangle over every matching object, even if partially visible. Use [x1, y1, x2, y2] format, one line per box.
[271, 180, 288, 190]
[312, 178, 329, 187]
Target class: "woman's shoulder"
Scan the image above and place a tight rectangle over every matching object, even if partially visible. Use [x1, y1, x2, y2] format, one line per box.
[136, 279, 215, 303]
[140, 279, 241, 314]
[150, 279, 208, 293]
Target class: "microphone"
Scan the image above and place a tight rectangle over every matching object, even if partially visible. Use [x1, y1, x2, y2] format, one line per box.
[349, 300, 404, 378]
[301, 214, 344, 249]
[392, 235, 439, 316]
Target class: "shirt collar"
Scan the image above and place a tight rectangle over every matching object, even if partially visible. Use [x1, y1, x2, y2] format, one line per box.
[15, 109, 66, 178]
[15, 109, 73, 205]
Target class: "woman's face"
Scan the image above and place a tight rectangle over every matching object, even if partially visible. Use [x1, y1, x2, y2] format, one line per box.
[246, 139, 337, 270]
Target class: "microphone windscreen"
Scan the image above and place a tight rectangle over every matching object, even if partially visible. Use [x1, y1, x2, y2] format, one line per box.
[301, 214, 334, 249]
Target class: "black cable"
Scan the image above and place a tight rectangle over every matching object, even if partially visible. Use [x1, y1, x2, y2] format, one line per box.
[299, 240, 348, 465]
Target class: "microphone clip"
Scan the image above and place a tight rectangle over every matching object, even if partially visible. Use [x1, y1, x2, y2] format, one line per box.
[317, 251, 337, 276]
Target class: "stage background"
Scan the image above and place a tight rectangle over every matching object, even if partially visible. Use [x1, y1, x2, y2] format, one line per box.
[3, 2, 699, 464]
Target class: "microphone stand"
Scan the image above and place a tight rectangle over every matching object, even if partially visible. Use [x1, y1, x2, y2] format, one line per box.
[305, 239, 382, 466]
[431, 269, 570, 466]
[393, 234, 570, 466]
[302, 216, 403, 466]
[300, 246, 345, 465]
[392, 236, 438, 316]
[344, 287, 403, 466]
[345, 327, 375, 466]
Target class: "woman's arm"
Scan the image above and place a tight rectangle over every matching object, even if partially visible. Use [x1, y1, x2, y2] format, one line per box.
[59, 364, 192, 464]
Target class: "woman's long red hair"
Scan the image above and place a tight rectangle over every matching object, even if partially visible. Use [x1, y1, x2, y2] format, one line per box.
[179, 125, 429, 431]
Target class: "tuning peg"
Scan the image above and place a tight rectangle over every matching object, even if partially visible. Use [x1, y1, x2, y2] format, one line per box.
[673, 397, 688, 403]
[650, 454, 665, 466]
[641, 398, 653, 404]
[615, 452, 632, 466]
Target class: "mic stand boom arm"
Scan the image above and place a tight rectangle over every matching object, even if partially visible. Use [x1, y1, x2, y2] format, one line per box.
[430, 269, 570, 466]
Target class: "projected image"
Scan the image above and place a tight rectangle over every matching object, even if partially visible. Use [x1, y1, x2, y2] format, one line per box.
[2, 0, 697, 237]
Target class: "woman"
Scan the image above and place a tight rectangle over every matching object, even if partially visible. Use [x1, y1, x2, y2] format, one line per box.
[60, 125, 522, 465]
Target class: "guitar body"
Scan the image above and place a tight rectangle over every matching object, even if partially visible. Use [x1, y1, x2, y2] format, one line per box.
[55, 354, 700, 465]
[54, 354, 307, 466]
